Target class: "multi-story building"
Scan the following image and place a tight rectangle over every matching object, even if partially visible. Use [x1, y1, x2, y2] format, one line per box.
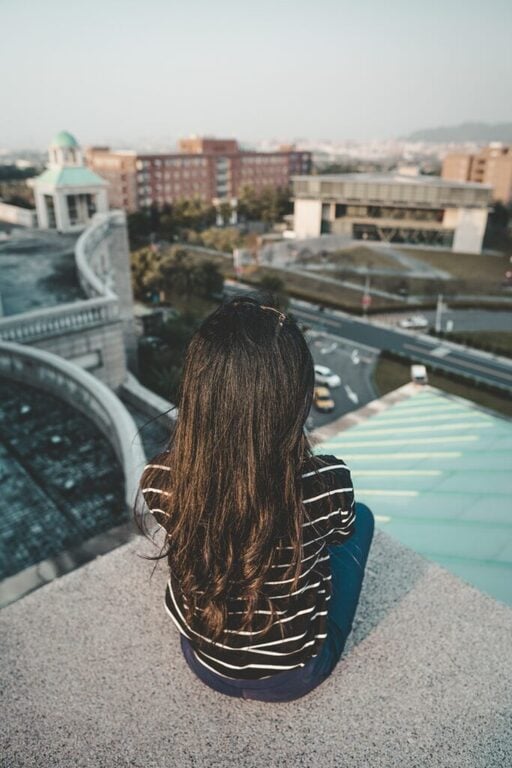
[84, 148, 138, 212]
[86, 138, 312, 212]
[292, 173, 492, 254]
[442, 144, 512, 204]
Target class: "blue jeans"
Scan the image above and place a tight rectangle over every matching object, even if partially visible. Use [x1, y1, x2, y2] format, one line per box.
[180, 502, 375, 702]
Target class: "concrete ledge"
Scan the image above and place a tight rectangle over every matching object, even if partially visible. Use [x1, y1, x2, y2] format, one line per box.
[120, 371, 177, 426]
[1, 531, 511, 767]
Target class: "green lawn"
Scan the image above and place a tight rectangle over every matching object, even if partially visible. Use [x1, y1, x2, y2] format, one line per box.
[399, 246, 509, 283]
[453, 331, 512, 357]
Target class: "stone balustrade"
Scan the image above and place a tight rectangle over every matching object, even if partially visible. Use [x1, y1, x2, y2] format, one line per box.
[0, 295, 119, 344]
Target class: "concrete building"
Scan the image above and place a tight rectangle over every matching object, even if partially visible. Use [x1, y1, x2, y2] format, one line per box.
[442, 144, 512, 204]
[83, 148, 138, 212]
[32, 131, 108, 232]
[86, 137, 312, 211]
[293, 173, 492, 254]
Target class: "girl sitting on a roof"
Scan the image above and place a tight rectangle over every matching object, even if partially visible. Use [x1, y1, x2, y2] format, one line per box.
[138, 296, 374, 702]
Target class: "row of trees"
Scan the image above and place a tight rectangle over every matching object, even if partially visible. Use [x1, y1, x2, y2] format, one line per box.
[131, 246, 224, 303]
[127, 185, 293, 248]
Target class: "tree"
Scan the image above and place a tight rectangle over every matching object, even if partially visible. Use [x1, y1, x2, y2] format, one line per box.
[191, 261, 224, 298]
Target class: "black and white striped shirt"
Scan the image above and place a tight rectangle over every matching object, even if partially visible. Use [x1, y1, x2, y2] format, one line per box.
[141, 454, 355, 680]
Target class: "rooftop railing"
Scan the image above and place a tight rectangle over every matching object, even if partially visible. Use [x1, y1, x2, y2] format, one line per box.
[0, 296, 119, 344]
[0, 211, 124, 345]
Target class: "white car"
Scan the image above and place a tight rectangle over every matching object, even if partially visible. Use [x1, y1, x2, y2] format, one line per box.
[398, 315, 429, 330]
[314, 364, 341, 388]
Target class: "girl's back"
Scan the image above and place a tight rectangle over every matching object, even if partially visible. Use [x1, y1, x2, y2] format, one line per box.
[138, 297, 373, 701]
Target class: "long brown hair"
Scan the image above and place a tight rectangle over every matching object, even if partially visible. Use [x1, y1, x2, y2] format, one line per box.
[138, 296, 316, 641]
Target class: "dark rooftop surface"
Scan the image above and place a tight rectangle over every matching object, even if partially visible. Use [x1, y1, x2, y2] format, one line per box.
[1, 529, 511, 767]
[0, 378, 125, 581]
[0, 228, 84, 316]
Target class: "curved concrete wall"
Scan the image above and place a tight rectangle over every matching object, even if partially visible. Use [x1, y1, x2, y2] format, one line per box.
[0, 341, 146, 512]
[76, 211, 138, 372]
[0, 210, 136, 389]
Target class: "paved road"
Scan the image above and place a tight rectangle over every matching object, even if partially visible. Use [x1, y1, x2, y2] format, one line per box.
[224, 282, 512, 392]
[306, 331, 378, 429]
[373, 309, 512, 333]
[293, 303, 512, 393]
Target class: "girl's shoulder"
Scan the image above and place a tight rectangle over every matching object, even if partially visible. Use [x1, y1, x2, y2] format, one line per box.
[301, 453, 352, 490]
[302, 453, 350, 476]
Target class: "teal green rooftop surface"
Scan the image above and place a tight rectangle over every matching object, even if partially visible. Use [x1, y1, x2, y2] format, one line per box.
[315, 387, 512, 606]
[35, 166, 107, 188]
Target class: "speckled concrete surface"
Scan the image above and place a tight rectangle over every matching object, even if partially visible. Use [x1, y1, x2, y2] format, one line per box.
[1, 531, 511, 768]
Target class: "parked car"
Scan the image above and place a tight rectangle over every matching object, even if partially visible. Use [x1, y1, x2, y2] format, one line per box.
[314, 364, 341, 388]
[399, 315, 429, 330]
[313, 386, 335, 413]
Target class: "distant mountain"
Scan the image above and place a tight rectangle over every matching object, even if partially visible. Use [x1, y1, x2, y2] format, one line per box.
[405, 122, 512, 143]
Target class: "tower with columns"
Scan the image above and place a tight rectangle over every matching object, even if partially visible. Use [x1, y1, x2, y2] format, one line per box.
[32, 131, 109, 233]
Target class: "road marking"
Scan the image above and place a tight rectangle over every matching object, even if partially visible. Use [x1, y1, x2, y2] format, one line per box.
[375, 515, 392, 523]
[344, 385, 359, 404]
[325, 435, 479, 447]
[404, 343, 512, 382]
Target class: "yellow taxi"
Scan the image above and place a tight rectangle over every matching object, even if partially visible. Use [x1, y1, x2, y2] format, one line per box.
[313, 386, 335, 413]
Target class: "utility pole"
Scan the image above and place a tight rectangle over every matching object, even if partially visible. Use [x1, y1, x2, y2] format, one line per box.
[362, 272, 371, 316]
[435, 293, 443, 333]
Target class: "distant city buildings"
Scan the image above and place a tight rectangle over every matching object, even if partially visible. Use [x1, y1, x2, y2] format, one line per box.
[31, 131, 108, 232]
[85, 137, 312, 212]
[292, 173, 492, 254]
[442, 144, 512, 204]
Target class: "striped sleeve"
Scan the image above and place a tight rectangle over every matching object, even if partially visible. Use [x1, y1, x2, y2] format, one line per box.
[303, 455, 356, 545]
[139, 459, 172, 531]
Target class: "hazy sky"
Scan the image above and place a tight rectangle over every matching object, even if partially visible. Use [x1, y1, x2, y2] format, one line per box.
[1, 0, 511, 149]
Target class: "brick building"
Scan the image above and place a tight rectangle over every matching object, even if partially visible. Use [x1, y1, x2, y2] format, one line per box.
[86, 138, 312, 212]
[442, 144, 512, 204]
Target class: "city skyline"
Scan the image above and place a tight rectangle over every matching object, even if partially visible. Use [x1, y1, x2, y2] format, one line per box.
[1, 0, 511, 150]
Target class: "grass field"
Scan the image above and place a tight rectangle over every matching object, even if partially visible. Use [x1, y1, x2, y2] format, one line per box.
[399, 246, 509, 282]
[452, 330, 512, 357]
[326, 246, 407, 271]
[373, 357, 512, 418]
[249, 265, 404, 311]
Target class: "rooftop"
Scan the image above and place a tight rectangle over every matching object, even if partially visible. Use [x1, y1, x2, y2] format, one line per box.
[2, 524, 511, 766]
[315, 386, 512, 606]
[34, 166, 107, 188]
[1, 386, 511, 766]
[0, 377, 125, 584]
[50, 130, 79, 149]
[293, 172, 493, 191]
[0, 229, 84, 316]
